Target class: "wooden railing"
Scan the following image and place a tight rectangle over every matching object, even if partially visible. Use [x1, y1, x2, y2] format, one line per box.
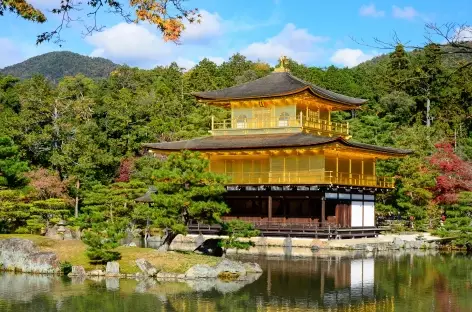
[188, 218, 381, 238]
[211, 113, 349, 136]
[302, 115, 349, 136]
[222, 170, 394, 188]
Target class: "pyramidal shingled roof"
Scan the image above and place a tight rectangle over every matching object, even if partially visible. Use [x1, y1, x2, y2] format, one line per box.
[193, 72, 367, 106]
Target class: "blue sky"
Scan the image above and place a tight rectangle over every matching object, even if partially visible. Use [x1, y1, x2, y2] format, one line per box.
[0, 0, 471, 69]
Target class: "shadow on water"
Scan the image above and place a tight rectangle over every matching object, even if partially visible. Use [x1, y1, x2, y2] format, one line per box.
[0, 252, 471, 312]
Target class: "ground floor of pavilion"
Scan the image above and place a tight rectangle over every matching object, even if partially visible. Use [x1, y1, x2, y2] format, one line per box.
[188, 185, 386, 239]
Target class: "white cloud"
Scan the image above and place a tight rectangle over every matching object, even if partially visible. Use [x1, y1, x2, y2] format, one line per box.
[330, 48, 378, 68]
[359, 4, 385, 17]
[87, 23, 173, 66]
[84, 10, 235, 68]
[175, 57, 197, 70]
[181, 10, 223, 44]
[207, 56, 225, 65]
[454, 26, 472, 42]
[240, 23, 328, 64]
[392, 6, 418, 20]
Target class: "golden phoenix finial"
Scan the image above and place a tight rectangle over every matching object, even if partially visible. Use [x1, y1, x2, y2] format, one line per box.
[274, 55, 289, 72]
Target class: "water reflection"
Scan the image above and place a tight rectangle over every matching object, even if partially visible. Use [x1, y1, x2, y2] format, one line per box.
[0, 252, 471, 312]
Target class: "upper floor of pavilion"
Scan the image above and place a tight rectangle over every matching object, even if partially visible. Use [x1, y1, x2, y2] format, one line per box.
[193, 63, 366, 138]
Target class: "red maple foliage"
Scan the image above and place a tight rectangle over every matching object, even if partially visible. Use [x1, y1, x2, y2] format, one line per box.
[429, 143, 472, 204]
[115, 158, 135, 182]
[26, 168, 69, 200]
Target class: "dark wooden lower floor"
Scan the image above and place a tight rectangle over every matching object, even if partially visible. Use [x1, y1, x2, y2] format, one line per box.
[188, 219, 381, 239]
[187, 188, 382, 238]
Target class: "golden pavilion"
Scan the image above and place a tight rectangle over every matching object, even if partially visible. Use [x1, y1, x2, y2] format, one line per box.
[144, 59, 410, 237]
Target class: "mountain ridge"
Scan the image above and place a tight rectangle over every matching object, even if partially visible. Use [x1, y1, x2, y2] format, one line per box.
[0, 51, 120, 82]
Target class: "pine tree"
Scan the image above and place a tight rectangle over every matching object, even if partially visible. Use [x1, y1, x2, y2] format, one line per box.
[219, 220, 259, 255]
[0, 190, 31, 233]
[440, 192, 472, 250]
[0, 137, 29, 188]
[27, 198, 71, 233]
[79, 181, 147, 262]
[151, 151, 229, 250]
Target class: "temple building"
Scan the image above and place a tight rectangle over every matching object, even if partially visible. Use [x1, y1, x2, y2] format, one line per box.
[144, 58, 411, 238]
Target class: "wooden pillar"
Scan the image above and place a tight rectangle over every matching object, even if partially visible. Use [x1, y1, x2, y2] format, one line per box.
[336, 156, 339, 183]
[349, 158, 352, 184]
[268, 196, 273, 221]
[321, 197, 326, 226]
[361, 159, 364, 184]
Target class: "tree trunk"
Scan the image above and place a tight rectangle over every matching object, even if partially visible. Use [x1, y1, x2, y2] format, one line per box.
[426, 97, 431, 127]
[75, 179, 80, 218]
[157, 230, 178, 251]
[144, 217, 150, 248]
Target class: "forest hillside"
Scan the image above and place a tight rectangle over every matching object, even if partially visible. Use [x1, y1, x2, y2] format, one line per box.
[1, 45, 472, 245]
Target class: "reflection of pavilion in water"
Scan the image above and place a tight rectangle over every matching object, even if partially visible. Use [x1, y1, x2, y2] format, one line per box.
[322, 258, 374, 307]
[259, 256, 378, 310]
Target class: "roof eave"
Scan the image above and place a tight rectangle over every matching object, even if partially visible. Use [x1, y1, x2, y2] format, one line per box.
[193, 87, 365, 108]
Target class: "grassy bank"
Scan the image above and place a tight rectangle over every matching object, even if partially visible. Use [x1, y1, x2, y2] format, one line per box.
[0, 234, 219, 274]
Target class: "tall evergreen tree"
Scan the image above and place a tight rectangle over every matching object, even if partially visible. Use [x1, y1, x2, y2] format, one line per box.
[150, 151, 229, 250]
[0, 136, 28, 188]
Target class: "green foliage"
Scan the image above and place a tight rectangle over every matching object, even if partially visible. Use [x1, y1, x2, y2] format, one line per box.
[79, 181, 146, 262]
[150, 151, 229, 247]
[0, 136, 28, 188]
[1, 47, 472, 245]
[60, 261, 72, 275]
[439, 192, 472, 249]
[83, 228, 122, 263]
[27, 198, 71, 233]
[219, 220, 259, 254]
[0, 189, 31, 233]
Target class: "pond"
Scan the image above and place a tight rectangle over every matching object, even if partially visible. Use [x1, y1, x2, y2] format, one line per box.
[0, 251, 471, 312]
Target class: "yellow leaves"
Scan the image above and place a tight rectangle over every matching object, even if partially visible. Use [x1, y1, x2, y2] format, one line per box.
[3, 0, 46, 23]
[129, 0, 200, 42]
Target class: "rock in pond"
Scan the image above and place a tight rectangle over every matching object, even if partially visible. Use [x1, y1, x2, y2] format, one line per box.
[105, 261, 120, 276]
[87, 269, 104, 276]
[68, 266, 86, 276]
[0, 238, 60, 274]
[135, 258, 159, 277]
[185, 259, 261, 280]
[185, 264, 218, 279]
[215, 259, 247, 276]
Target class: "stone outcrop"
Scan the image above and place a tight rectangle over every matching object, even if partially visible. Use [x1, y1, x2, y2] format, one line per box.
[135, 258, 159, 277]
[68, 266, 86, 276]
[215, 259, 247, 277]
[185, 264, 218, 279]
[105, 261, 120, 276]
[185, 259, 261, 280]
[88, 269, 105, 276]
[0, 238, 60, 274]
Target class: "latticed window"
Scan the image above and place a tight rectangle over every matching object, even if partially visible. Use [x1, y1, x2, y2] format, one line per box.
[236, 115, 247, 129]
[278, 112, 290, 127]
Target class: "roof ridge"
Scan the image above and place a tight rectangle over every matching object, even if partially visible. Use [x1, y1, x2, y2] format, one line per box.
[192, 71, 286, 96]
